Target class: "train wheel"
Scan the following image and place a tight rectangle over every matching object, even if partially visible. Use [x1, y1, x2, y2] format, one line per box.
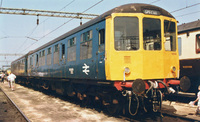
[106, 100, 121, 115]
[66, 83, 75, 97]
[25, 80, 30, 86]
[42, 81, 49, 90]
[94, 96, 102, 109]
[104, 94, 122, 115]
[17, 80, 22, 84]
[50, 81, 56, 91]
[81, 94, 92, 107]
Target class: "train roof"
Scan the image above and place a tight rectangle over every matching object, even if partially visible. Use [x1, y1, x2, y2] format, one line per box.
[30, 3, 174, 54]
[12, 3, 174, 63]
[11, 51, 34, 64]
[178, 20, 200, 34]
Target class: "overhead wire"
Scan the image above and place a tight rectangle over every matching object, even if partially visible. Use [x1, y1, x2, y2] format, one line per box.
[38, 1, 102, 41]
[38, 0, 103, 41]
[171, 2, 200, 19]
[150, 0, 161, 4]
[82, 0, 103, 13]
[171, 2, 200, 13]
[19, 0, 103, 53]
[175, 10, 200, 18]
[38, 0, 76, 26]
[16, 0, 76, 54]
[15, 24, 38, 53]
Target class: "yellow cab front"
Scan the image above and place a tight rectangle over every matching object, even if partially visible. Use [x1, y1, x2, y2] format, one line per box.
[105, 12, 179, 84]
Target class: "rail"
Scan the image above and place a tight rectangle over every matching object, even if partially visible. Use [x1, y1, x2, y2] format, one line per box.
[0, 86, 31, 122]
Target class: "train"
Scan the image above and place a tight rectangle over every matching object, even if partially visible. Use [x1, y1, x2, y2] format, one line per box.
[178, 19, 200, 93]
[11, 3, 186, 116]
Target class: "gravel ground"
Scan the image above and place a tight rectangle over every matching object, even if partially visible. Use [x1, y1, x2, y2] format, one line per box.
[0, 82, 128, 122]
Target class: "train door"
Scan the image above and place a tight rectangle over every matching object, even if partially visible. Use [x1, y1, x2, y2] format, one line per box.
[60, 43, 66, 77]
[96, 28, 106, 79]
[25, 55, 28, 76]
[60, 43, 66, 65]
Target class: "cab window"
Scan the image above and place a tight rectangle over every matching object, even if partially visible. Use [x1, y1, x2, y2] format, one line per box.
[114, 17, 139, 51]
[143, 18, 161, 50]
[164, 20, 176, 51]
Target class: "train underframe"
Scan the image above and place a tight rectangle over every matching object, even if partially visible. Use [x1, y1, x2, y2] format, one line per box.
[15, 76, 181, 116]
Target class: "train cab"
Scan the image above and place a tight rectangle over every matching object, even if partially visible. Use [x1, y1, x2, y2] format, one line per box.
[104, 4, 180, 92]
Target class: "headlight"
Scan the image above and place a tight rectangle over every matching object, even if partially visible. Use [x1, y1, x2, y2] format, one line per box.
[124, 67, 130, 74]
[171, 66, 176, 72]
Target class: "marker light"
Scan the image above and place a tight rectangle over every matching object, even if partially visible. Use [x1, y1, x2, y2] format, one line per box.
[124, 67, 130, 74]
[171, 66, 176, 72]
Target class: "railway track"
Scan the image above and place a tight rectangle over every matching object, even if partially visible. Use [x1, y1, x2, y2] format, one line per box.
[0, 86, 30, 122]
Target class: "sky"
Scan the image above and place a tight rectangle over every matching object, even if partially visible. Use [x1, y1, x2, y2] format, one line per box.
[0, 0, 200, 69]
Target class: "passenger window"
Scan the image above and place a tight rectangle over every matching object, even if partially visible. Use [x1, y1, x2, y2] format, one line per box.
[29, 56, 33, 67]
[47, 47, 52, 65]
[81, 30, 92, 42]
[39, 50, 45, 66]
[178, 37, 182, 56]
[67, 37, 76, 62]
[54, 44, 59, 64]
[32, 55, 35, 68]
[36, 54, 39, 66]
[99, 29, 105, 52]
[196, 34, 200, 53]
[54, 44, 59, 52]
[80, 30, 92, 60]
[39, 52, 42, 58]
[47, 47, 52, 54]
[42, 50, 45, 57]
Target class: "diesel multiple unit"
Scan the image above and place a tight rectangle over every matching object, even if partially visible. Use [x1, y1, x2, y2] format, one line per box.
[11, 4, 184, 115]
